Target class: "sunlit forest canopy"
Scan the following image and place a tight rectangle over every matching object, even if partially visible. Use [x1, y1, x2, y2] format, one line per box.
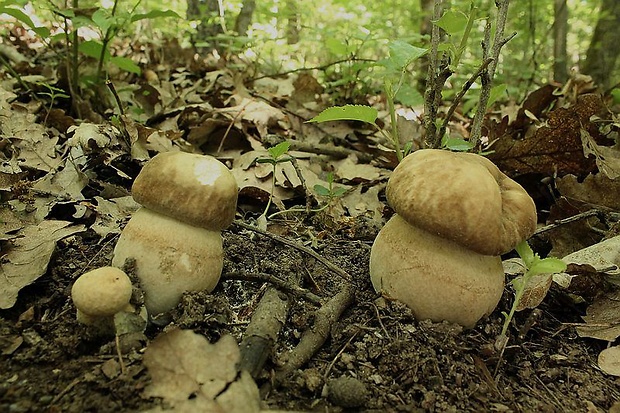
[2, 0, 617, 101]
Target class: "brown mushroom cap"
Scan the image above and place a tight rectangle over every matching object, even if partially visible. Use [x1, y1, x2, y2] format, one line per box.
[131, 152, 238, 231]
[386, 149, 536, 256]
[71, 267, 133, 321]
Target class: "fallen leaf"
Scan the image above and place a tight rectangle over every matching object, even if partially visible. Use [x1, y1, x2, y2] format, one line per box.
[581, 128, 620, 179]
[0, 220, 85, 309]
[515, 273, 553, 311]
[575, 291, 620, 341]
[556, 173, 620, 210]
[143, 329, 260, 413]
[598, 346, 620, 376]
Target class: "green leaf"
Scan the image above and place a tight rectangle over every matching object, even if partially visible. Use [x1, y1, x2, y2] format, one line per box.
[395, 83, 424, 107]
[267, 141, 290, 160]
[92, 8, 112, 32]
[442, 137, 474, 152]
[487, 83, 507, 108]
[131, 9, 181, 22]
[528, 258, 567, 277]
[388, 40, 427, 69]
[515, 240, 536, 268]
[435, 10, 469, 35]
[0, 6, 36, 28]
[325, 37, 349, 56]
[331, 186, 347, 197]
[313, 184, 331, 197]
[79, 40, 106, 59]
[308, 105, 378, 124]
[110, 56, 141, 74]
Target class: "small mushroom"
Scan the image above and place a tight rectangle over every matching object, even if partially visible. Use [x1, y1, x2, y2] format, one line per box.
[370, 149, 537, 328]
[112, 151, 238, 317]
[71, 266, 133, 331]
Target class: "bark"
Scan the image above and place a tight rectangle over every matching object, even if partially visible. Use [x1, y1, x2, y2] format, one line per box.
[187, 0, 224, 50]
[553, 0, 568, 83]
[582, 0, 620, 90]
[234, 0, 257, 36]
[285, 0, 301, 45]
[417, 0, 436, 93]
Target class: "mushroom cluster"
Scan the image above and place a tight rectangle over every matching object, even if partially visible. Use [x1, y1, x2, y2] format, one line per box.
[112, 151, 238, 317]
[370, 149, 537, 328]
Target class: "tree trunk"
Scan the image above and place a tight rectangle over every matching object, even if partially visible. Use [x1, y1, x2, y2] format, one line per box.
[553, 0, 568, 83]
[416, 0, 435, 93]
[234, 0, 256, 36]
[582, 0, 620, 90]
[187, 0, 224, 51]
[285, 0, 300, 45]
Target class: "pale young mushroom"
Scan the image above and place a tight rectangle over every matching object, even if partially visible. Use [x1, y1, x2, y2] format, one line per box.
[369, 149, 537, 328]
[112, 151, 238, 317]
[71, 266, 133, 331]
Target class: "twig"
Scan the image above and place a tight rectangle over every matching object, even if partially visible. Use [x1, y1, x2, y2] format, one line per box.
[233, 220, 352, 282]
[221, 271, 323, 305]
[533, 209, 600, 235]
[238, 287, 291, 378]
[470, 0, 515, 148]
[438, 57, 494, 141]
[323, 327, 361, 380]
[423, 0, 447, 149]
[274, 283, 356, 385]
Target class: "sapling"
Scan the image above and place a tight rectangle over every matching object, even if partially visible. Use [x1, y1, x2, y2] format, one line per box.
[496, 241, 567, 349]
[255, 141, 293, 227]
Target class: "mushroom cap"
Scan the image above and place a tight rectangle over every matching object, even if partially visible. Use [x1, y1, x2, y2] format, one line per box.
[112, 207, 223, 316]
[132, 152, 238, 231]
[370, 215, 505, 328]
[386, 149, 536, 256]
[71, 267, 133, 318]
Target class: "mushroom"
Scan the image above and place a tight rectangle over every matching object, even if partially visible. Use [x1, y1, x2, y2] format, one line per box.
[369, 149, 537, 328]
[112, 151, 238, 317]
[71, 266, 133, 331]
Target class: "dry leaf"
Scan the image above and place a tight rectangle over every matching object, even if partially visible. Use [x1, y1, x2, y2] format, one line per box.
[581, 128, 620, 179]
[516, 273, 553, 311]
[556, 174, 620, 210]
[575, 291, 620, 341]
[0, 220, 85, 309]
[598, 346, 620, 376]
[143, 330, 260, 413]
[562, 235, 620, 276]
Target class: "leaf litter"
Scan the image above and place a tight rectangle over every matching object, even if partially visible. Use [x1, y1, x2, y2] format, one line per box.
[1, 40, 620, 412]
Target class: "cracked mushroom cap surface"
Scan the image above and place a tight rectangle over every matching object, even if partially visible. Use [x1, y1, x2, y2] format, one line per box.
[131, 151, 238, 231]
[386, 149, 536, 256]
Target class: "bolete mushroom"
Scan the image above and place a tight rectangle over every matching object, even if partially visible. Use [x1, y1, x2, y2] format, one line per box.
[112, 151, 238, 317]
[369, 149, 537, 328]
[71, 266, 133, 331]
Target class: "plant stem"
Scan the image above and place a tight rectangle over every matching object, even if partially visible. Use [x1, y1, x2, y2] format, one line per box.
[500, 271, 530, 337]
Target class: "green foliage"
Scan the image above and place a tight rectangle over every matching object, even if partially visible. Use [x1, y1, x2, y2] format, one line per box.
[308, 105, 378, 124]
[500, 241, 567, 339]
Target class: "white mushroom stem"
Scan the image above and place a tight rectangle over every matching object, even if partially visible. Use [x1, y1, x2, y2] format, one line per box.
[370, 215, 505, 328]
[112, 207, 223, 316]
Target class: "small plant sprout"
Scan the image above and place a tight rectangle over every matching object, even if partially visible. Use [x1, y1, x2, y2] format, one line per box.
[498, 241, 567, 344]
[255, 141, 293, 223]
[313, 172, 348, 211]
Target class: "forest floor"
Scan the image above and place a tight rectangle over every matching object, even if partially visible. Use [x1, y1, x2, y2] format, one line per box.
[2, 34, 620, 412]
[2, 217, 620, 412]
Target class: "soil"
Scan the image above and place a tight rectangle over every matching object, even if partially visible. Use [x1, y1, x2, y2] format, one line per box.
[1, 217, 620, 413]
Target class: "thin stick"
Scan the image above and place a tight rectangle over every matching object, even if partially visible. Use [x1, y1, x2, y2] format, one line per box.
[533, 209, 600, 235]
[233, 220, 352, 282]
[221, 271, 323, 305]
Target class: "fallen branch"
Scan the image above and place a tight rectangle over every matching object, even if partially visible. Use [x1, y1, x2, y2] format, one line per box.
[222, 271, 323, 305]
[274, 283, 356, 385]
